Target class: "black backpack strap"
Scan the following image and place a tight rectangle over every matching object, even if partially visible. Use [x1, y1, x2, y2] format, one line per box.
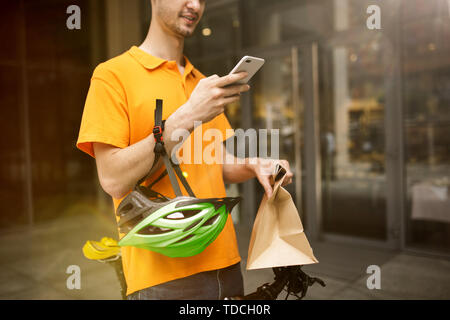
[135, 99, 196, 198]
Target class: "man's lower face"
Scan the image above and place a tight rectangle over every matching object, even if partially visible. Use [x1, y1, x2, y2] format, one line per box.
[176, 15, 198, 37]
[156, 3, 200, 38]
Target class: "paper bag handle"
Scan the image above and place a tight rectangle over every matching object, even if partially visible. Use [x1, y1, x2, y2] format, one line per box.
[274, 164, 286, 182]
[269, 164, 287, 187]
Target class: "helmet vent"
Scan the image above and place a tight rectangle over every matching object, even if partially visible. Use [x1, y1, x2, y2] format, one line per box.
[138, 226, 172, 235]
[119, 203, 134, 215]
[175, 234, 195, 244]
[119, 214, 143, 233]
[165, 209, 201, 220]
[166, 212, 184, 219]
[183, 220, 202, 232]
[203, 214, 219, 226]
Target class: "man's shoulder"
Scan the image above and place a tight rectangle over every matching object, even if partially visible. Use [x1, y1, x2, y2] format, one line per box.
[91, 49, 138, 81]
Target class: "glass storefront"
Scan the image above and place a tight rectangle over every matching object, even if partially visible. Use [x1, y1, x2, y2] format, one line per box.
[401, 1, 450, 252]
[185, 0, 450, 255]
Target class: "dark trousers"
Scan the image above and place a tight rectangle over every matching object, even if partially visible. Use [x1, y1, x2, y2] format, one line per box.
[127, 262, 244, 300]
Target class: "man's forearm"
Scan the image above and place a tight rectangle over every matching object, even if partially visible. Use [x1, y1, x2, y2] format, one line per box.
[94, 135, 155, 199]
[222, 156, 257, 184]
[222, 154, 294, 198]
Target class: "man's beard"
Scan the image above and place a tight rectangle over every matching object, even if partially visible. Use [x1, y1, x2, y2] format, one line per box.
[173, 23, 194, 38]
[157, 6, 195, 38]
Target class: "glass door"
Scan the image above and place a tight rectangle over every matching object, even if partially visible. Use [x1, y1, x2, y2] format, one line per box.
[318, 34, 393, 243]
[249, 46, 307, 223]
[245, 39, 395, 246]
[401, 1, 450, 255]
[247, 38, 398, 247]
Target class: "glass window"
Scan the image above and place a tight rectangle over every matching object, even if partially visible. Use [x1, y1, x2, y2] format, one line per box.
[402, 2, 450, 252]
[320, 34, 388, 240]
[250, 50, 307, 218]
[249, 0, 333, 47]
[332, 0, 392, 33]
[401, 0, 449, 21]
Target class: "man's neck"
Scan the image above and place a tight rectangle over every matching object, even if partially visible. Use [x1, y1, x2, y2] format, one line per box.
[139, 18, 185, 67]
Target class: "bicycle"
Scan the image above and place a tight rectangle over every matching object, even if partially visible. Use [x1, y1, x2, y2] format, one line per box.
[226, 265, 326, 300]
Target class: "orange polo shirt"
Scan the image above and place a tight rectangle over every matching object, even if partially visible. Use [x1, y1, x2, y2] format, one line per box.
[77, 46, 241, 295]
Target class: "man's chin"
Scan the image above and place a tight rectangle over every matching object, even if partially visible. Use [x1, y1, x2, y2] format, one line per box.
[183, 30, 195, 38]
[176, 27, 195, 38]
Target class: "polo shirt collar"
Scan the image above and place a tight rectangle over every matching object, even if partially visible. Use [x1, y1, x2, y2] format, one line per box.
[129, 45, 194, 76]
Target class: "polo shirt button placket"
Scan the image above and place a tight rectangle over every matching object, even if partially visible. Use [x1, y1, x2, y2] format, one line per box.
[181, 80, 187, 98]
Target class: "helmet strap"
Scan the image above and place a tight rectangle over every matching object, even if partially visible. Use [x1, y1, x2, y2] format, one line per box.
[135, 99, 196, 198]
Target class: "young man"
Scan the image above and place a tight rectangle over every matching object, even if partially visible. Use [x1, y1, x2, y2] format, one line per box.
[77, 0, 293, 299]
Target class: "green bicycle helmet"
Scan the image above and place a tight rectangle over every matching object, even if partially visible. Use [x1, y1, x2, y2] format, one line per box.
[116, 99, 241, 258]
[117, 192, 240, 258]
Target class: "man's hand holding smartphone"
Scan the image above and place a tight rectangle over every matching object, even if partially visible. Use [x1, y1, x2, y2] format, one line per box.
[184, 72, 250, 124]
[171, 56, 264, 131]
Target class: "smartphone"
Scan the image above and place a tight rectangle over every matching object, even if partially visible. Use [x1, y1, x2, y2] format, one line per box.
[228, 55, 265, 84]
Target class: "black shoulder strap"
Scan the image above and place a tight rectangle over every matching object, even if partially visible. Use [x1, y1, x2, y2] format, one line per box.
[135, 99, 195, 198]
[135, 99, 163, 187]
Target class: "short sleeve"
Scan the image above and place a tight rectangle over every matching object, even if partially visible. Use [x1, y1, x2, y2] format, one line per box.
[210, 112, 235, 142]
[76, 65, 129, 158]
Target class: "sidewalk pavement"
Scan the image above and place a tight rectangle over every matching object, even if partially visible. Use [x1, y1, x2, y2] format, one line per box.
[0, 208, 449, 300]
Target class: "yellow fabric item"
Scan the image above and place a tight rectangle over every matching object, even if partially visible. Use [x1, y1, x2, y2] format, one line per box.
[83, 237, 120, 261]
[77, 46, 241, 295]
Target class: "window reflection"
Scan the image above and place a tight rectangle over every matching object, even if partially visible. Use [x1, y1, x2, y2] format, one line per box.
[402, 3, 450, 251]
[252, 0, 333, 46]
[251, 52, 306, 216]
[320, 36, 387, 240]
[252, 55, 296, 165]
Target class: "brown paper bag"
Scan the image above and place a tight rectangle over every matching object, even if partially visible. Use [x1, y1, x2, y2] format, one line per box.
[246, 164, 318, 270]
